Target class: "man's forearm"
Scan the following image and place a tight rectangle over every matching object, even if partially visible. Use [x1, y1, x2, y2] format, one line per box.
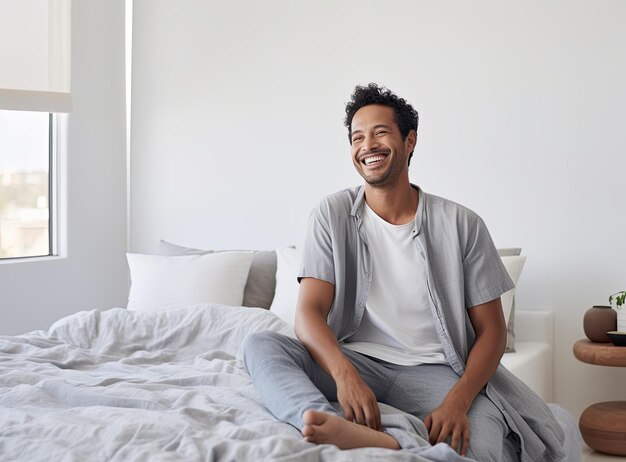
[443, 297, 507, 411]
[444, 323, 506, 410]
[295, 308, 355, 379]
[295, 304, 383, 430]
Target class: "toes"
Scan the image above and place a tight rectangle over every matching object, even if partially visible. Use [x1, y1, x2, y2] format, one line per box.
[302, 409, 326, 426]
[301, 424, 315, 438]
[302, 409, 316, 425]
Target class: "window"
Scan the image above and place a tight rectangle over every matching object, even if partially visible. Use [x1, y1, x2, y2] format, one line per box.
[0, 110, 54, 259]
[0, 0, 70, 260]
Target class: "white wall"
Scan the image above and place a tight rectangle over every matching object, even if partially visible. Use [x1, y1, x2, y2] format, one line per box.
[0, 0, 128, 335]
[130, 0, 626, 419]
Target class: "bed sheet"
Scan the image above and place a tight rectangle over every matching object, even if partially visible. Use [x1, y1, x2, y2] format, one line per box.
[0, 305, 471, 462]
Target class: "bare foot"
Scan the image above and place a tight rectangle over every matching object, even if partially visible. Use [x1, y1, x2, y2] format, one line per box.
[301, 409, 400, 450]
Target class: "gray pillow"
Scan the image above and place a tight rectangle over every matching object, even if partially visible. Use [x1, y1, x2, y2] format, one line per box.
[158, 240, 277, 309]
[497, 247, 522, 352]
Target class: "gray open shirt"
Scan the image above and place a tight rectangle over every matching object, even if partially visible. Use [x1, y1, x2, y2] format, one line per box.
[298, 185, 565, 462]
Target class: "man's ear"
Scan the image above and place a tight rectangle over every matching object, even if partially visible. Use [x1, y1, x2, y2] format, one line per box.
[405, 130, 417, 152]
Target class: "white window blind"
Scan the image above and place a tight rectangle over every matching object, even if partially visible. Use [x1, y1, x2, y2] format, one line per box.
[0, 0, 71, 112]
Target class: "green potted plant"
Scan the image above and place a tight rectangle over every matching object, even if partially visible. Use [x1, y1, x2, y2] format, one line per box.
[610, 291, 626, 332]
[610, 291, 626, 309]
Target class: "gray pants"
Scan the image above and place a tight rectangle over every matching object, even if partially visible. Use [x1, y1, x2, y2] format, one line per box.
[243, 331, 520, 462]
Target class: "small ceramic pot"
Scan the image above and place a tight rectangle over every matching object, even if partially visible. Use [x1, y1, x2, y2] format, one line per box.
[583, 305, 617, 342]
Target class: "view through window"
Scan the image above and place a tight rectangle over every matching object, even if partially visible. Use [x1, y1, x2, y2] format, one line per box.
[0, 110, 52, 259]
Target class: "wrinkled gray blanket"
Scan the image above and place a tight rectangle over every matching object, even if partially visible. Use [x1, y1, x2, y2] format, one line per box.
[0, 305, 475, 462]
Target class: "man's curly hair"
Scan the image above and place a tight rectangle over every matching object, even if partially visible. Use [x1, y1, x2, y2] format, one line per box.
[344, 83, 419, 165]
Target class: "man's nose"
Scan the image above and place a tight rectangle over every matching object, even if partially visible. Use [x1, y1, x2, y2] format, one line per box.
[361, 134, 380, 152]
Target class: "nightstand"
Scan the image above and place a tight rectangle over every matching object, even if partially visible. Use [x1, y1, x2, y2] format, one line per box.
[573, 340, 626, 456]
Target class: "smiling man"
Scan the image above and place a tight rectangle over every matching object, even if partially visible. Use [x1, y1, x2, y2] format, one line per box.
[244, 84, 566, 461]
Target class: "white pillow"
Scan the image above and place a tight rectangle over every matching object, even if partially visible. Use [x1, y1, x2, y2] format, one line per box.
[500, 255, 526, 326]
[269, 247, 302, 326]
[126, 252, 254, 311]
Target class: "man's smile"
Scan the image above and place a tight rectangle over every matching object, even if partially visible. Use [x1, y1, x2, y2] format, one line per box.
[360, 151, 389, 167]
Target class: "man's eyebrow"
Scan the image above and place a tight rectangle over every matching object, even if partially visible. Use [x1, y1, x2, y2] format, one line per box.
[372, 124, 392, 130]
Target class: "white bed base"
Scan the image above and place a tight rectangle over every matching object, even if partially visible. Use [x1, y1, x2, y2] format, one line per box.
[500, 310, 554, 402]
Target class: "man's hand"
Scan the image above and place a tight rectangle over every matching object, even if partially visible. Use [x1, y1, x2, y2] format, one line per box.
[423, 397, 470, 456]
[335, 366, 382, 431]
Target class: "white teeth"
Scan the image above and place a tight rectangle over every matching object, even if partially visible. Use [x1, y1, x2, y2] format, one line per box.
[364, 155, 385, 165]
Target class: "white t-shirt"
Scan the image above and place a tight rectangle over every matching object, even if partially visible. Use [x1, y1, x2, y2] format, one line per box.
[344, 202, 447, 366]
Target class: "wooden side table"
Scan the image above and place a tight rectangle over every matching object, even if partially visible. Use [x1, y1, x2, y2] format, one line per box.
[573, 340, 626, 455]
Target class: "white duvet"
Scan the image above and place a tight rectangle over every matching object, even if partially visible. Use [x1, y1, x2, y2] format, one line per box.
[0, 305, 471, 462]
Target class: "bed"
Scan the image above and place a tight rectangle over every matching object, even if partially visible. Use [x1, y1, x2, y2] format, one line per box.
[0, 245, 581, 461]
[501, 310, 554, 402]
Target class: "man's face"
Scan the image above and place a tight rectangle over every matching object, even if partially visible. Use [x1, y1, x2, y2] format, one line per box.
[350, 104, 415, 188]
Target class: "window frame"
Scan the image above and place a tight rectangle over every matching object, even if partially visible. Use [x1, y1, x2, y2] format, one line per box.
[0, 111, 62, 263]
[49, 113, 57, 257]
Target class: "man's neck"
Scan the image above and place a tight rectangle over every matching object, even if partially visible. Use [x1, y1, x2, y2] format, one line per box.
[363, 181, 418, 225]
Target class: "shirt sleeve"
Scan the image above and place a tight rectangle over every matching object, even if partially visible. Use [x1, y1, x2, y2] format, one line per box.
[463, 216, 514, 308]
[298, 203, 336, 286]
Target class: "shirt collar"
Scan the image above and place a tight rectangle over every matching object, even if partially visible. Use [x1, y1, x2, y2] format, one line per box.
[351, 183, 425, 236]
